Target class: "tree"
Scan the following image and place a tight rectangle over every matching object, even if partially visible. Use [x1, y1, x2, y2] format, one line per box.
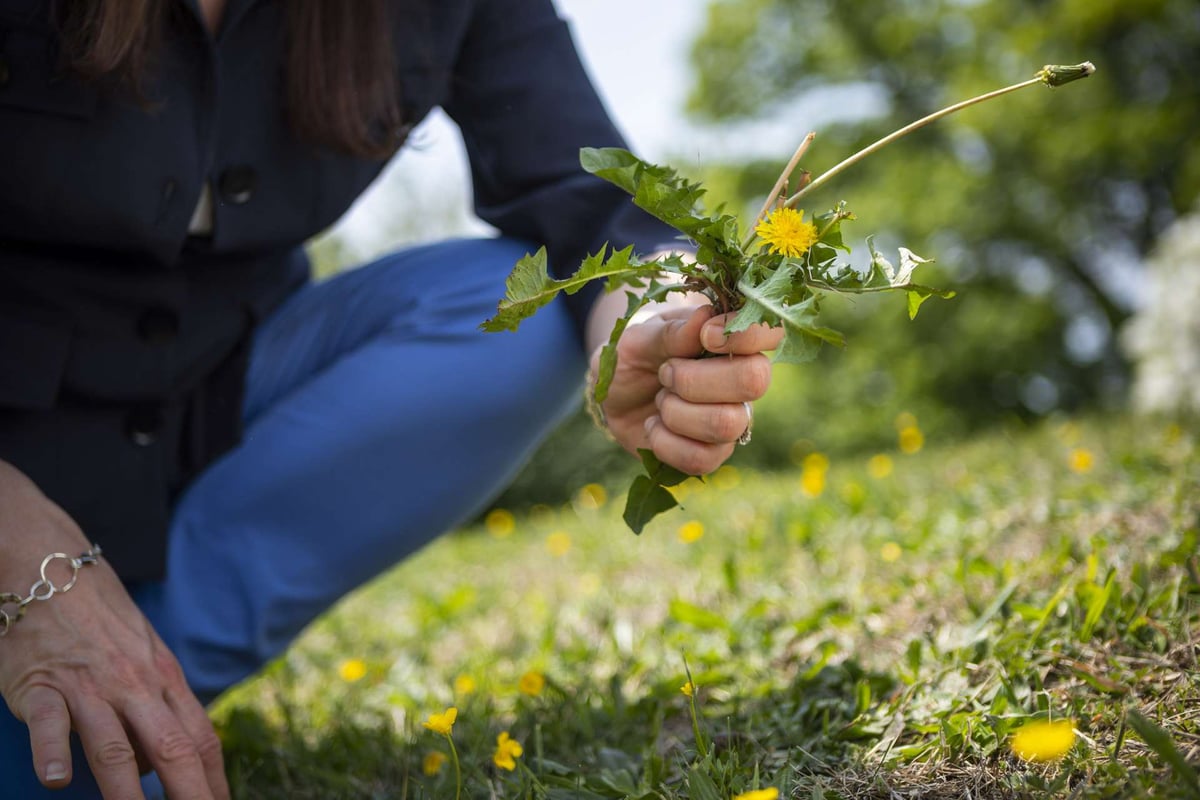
[684, 0, 1200, 417]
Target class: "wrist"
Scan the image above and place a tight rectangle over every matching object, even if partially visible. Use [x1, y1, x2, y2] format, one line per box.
[0, 544, 103, 637]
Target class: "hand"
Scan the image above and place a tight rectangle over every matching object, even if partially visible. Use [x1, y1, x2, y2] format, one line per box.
[592, 304, 784, 475]
[0, 462, 229, 800]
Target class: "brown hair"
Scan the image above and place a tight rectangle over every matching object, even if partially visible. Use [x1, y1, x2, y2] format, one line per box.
[55, 0, 404, 159]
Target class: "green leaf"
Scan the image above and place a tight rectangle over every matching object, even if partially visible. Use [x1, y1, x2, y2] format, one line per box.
[481, 245, 657, 333]
[686, 767, 723, 800]
[668, 599, 729, 630]
[1126, 709, 1200, 796]
[731, 267, 845, 364]
[621, 449, 691, 534]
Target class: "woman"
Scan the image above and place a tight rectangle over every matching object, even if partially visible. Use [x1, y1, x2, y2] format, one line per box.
[0, 1, 781, 797]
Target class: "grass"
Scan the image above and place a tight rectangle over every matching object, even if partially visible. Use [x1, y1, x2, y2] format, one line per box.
[213, 414, 1199, 799]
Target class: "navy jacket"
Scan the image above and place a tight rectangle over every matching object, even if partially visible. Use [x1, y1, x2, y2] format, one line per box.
[0, 0, 676, 580]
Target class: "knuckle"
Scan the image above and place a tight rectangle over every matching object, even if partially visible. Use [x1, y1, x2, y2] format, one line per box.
[738, 358, 771, 398]
[676, 448, 716, 476]
[153, 729, 199, 764]
[26, 702, 67, 729]
[710, 405, 744, 440]
[93, 739, 137, 768]
[152, 649, 186, 688]
[193, 727, 224, 763]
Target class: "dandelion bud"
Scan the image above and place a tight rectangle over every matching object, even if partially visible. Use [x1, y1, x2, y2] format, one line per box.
[1037, 62, 1096, 87]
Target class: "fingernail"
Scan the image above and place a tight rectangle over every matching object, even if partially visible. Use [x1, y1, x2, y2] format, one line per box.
[45, 761, 67, 782]
[644, 415, 658, 435]
[654, 388, 667, 408]
[658, 363, 674, 389]
[702, 324, 728, 351]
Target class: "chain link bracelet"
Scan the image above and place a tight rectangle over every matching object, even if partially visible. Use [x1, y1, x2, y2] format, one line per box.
[0, 544, 102, 637]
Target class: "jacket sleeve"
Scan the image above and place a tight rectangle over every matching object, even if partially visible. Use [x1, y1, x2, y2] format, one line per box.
[441, 0, 683, 338]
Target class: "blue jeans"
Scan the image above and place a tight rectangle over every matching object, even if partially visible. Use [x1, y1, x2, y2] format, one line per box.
[0, 238, 585, 798]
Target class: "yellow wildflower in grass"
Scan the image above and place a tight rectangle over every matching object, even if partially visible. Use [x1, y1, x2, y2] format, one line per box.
[681, 681, 695, 698]
[868, 453, 894, 479]
[1011, 719, 1076, 763]
[803, 452, 830, 473]
[677, 520, 705, 544]
[1068, 447, 1094, 474]
[800, 467, 826, 498]
[545, 530, 572, 557]
[422, 707, 458, 736]
[712, 464, 741, 490]
[576, 482, 607, 510]
[755, 207, 819, 258]
[422, 751, 448, 776]
[337, 658, 367, 683]
[733, 789, 780, 800]
[485, 508, 516, 538]
[493, 732, 524, 771]
[898, 425, 924, 454]
[518, 670, 545, 697]
[453, 674, 476, 696]
[880, 541, 902, 562]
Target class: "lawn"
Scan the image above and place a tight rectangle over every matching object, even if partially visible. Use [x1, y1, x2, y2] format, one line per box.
[213, 415, 1199, 799]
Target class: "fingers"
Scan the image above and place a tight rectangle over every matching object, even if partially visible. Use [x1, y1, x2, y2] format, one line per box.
[700, 314, 786, 355]
[20, 685, 73, 788]
[167, 688, 230, 800]
[72, 697, 145, 800]
[659, 353, 772, 404]
[122, 693, 218, 800]
[656, 390, 751, 444]
[644, 416, 737, 476]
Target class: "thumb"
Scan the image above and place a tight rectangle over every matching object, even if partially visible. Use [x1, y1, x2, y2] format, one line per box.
[652, 304, 716, 361]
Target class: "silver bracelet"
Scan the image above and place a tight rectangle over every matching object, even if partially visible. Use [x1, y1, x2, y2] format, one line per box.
[0, 544, 102, 637]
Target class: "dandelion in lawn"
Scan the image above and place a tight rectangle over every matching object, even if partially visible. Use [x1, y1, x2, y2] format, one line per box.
[422, 751, 447, 776]
[546, 530, 571, 556]
[681, 680, 695, 697]
[800, 467, 826, 497]
[423, 707, 457, 735]
[1011, 719, 1076, 763]
[518, 670, 545, 696]
[898, 425, 924, 454]
[485, 508, 516, 538]
[713, 464, 741, 490]
[733, 788, 779, 800]
[577, 482, 607, 510]
[492, 731, 524, 771]
[423, 707, 462, 800]
[337, 658, 367, 683]
[1068, 448, 1094, 473]
[803, 452, 830, 473]
[868, 453, 894, 479]
[678, 520, 705, 543]
[880, 541, 902, 562]
[755, 207, 818, 258]
[453, 674, 476, 696]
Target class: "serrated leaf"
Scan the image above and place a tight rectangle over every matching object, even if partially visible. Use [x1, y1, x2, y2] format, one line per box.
[481, 245, 657, 333]
[731, 268, 845, 363]
[621, 449, 691, 534]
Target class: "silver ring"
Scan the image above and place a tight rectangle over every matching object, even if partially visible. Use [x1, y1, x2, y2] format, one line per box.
[737, 401, 753, 445]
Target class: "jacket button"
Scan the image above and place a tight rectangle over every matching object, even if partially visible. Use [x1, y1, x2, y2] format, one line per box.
[218, 165, 257, 205]
[137, 307, 180, 345]
[126, 406, 164, 447]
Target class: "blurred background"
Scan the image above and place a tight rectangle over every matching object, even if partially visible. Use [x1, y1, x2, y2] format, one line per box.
[312, 0, 1200, 507]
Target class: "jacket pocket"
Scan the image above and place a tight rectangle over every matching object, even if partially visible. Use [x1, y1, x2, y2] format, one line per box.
[0, 311, 72, 409]
[0, 25, 98, 120]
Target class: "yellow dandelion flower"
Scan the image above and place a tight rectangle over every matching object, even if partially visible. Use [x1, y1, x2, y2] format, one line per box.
[677, 520, 705, 544]
[1068, 448, 1094, 474]
[577, 482, 608, 510]
[545, 531, 572, 556]
[681, 681, 695, 698]
[1011, 719, 1076, 763]
[733, 788, 780, 800]
[485, 508, 516, 538]
[337, 658, 367, 683]
[422, 751, 448, 776]
[803, 452, 830, 473]
[518, 670, 545, 697]
[755, 208, 819, 258]
[453, 674, 476, 696]
[880, 541, 902, 562]
[800, 467, 826, 498]
[422, 707, 458, 736]
[898, 425, 924, 454]
[867, 453, 893, 479]
[493, 732, 524, 771]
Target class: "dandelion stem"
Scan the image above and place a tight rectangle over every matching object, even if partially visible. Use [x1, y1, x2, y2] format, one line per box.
[743, 133, 816, 250]
[784, 75, 1046, 209]
[446, 734, 462, 800]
